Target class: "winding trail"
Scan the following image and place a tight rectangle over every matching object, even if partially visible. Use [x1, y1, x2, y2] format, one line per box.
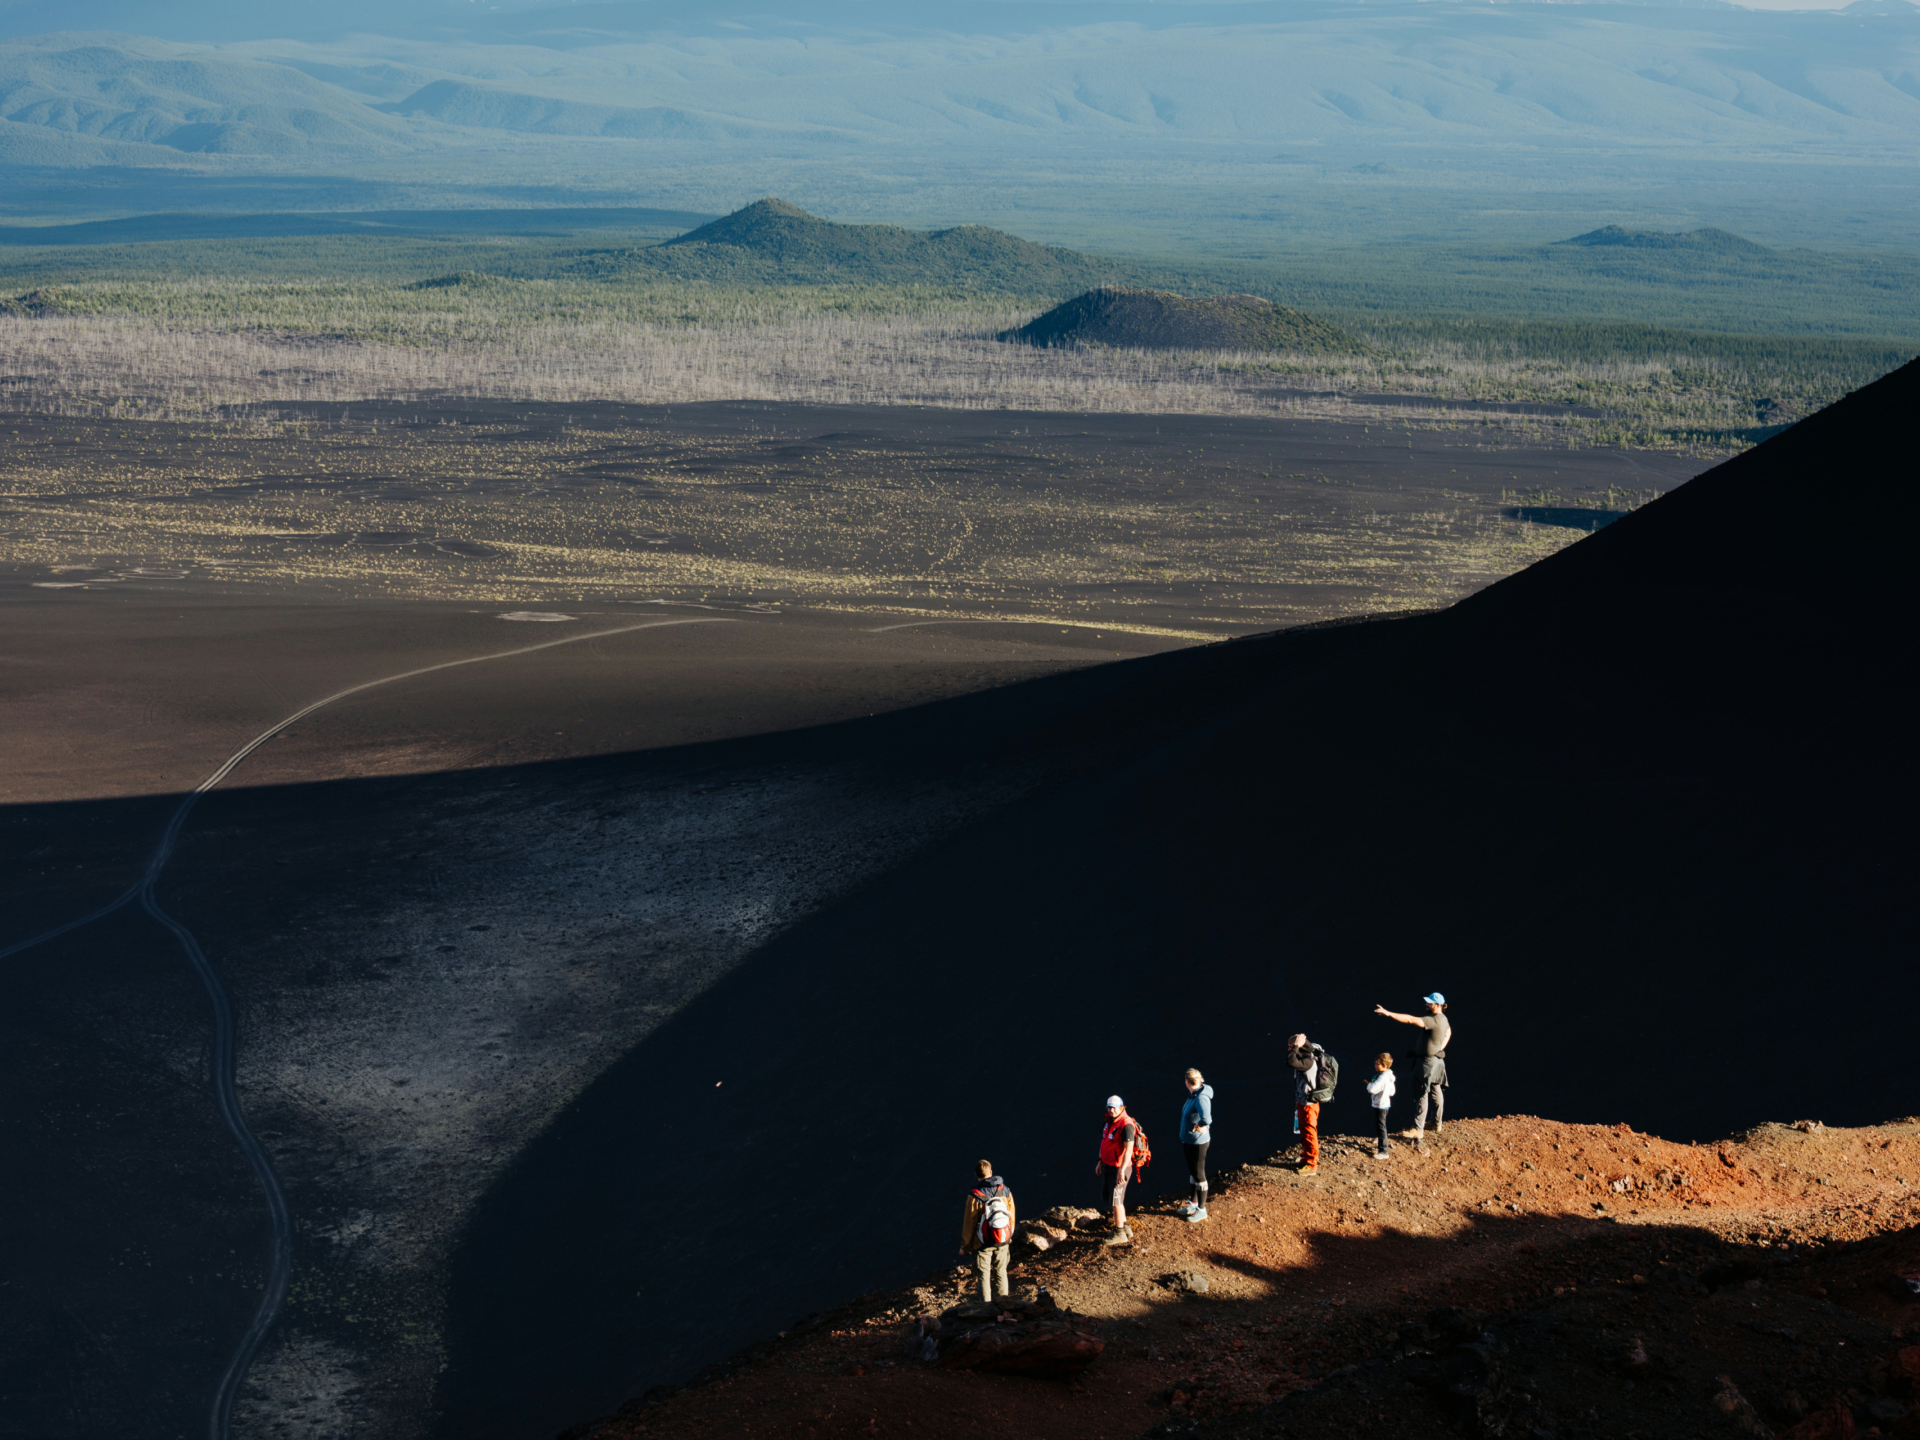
[0, 617, 730, 1440]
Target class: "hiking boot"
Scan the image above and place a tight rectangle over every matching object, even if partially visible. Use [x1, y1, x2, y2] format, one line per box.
[1298, 1165, 1319, 1176]
[1185, 1207, 1208, 1223]
[1175, 1200, 1198, 1217]
[1102, 1227, 1134, 1247]
[1372, 1149, 1389, 1160]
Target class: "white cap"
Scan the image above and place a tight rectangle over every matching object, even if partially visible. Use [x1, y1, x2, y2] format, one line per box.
[1105, 1095, 1124, 1108]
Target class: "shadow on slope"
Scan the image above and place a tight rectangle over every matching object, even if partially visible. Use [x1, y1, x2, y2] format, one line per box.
[0, 633, 1216, 1440]
[433, 361, 1918, 1436]
[1193, 1214, 1916, 1440]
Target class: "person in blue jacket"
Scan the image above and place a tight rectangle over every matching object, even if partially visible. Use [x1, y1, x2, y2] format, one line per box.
[1178, 1068, 1214, 1222]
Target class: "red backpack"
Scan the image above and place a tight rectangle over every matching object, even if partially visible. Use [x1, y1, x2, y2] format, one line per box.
[974, 1185, 1013, 1246]
[1103, 1115, 1153, 1172]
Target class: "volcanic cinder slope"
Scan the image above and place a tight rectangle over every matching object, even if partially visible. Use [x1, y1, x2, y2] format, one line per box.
[2, 363, 1908, 1439]
[433, 368, 1916, 1432]
[555, 1115, 1920, 1440]
[0, 402, 1694, 1439]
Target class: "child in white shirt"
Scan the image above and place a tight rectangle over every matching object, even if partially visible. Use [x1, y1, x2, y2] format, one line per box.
[1366, 1053, 1396, 1159]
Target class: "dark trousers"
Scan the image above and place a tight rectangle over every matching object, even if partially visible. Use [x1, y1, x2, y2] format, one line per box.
[1101, 1163, 1129, 1216]
[1374, 1106, 1391, 1152]
[1183, 1141, 1210, 1204]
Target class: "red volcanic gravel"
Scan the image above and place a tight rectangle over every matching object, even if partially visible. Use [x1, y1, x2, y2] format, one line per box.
[558, 1116, 1920, 1440]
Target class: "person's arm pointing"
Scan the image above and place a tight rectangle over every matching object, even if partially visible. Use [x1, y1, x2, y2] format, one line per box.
[1373, 1004, 1421, 1025]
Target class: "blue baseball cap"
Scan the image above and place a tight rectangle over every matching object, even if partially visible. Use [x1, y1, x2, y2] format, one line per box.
[1423, 992, 1446, 1005]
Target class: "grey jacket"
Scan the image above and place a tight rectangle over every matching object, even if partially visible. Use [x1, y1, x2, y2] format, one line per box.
[1291, 1051, 1319, 1105]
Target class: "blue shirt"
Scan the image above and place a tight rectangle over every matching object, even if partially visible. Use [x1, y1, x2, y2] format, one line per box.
[1181, 1084, 1214, 1144]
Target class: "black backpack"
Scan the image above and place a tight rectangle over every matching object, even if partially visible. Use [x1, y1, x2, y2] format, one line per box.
[1309, 1046, 1339, 1103]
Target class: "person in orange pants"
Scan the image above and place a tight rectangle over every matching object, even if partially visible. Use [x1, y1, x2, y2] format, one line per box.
[1288, 1033, 1328, 1173]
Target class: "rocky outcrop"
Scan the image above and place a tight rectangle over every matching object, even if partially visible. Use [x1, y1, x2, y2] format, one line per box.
[923, 1294, 1105, 1376]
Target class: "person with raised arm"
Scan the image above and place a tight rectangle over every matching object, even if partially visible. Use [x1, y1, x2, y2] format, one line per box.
[1374, 993, 1450, 1144]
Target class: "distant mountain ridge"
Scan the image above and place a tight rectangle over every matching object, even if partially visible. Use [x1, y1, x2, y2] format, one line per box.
[377, 80, 820, 144]
[1002, 287, 1352, 353]
[4, 0, 1919, 190]
[0, 207, 714, 246]
[573, 199, 1137, 294]
[0, 33, 413, 164]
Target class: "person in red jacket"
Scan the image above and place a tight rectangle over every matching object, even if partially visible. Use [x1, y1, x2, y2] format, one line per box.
[1095, 1095, 1138, 1246]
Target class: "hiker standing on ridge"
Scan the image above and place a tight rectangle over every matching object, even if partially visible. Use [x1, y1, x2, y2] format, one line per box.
[1096, 1096, 1139, 1246]
[1178, 1068, 1213, 1222]
[1374, 993, 1450, 1144]
[1288, 1035, 1336, 1175]
[959, 1160, 1016, 1303]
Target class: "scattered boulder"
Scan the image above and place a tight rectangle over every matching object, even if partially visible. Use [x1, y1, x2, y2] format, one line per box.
[1018, 1220, 1069, 1251]
[931, 1294, 1104, 1377]
[1043, 1205, 1100, 1230]
[1160, 1270, 1211, 1295]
